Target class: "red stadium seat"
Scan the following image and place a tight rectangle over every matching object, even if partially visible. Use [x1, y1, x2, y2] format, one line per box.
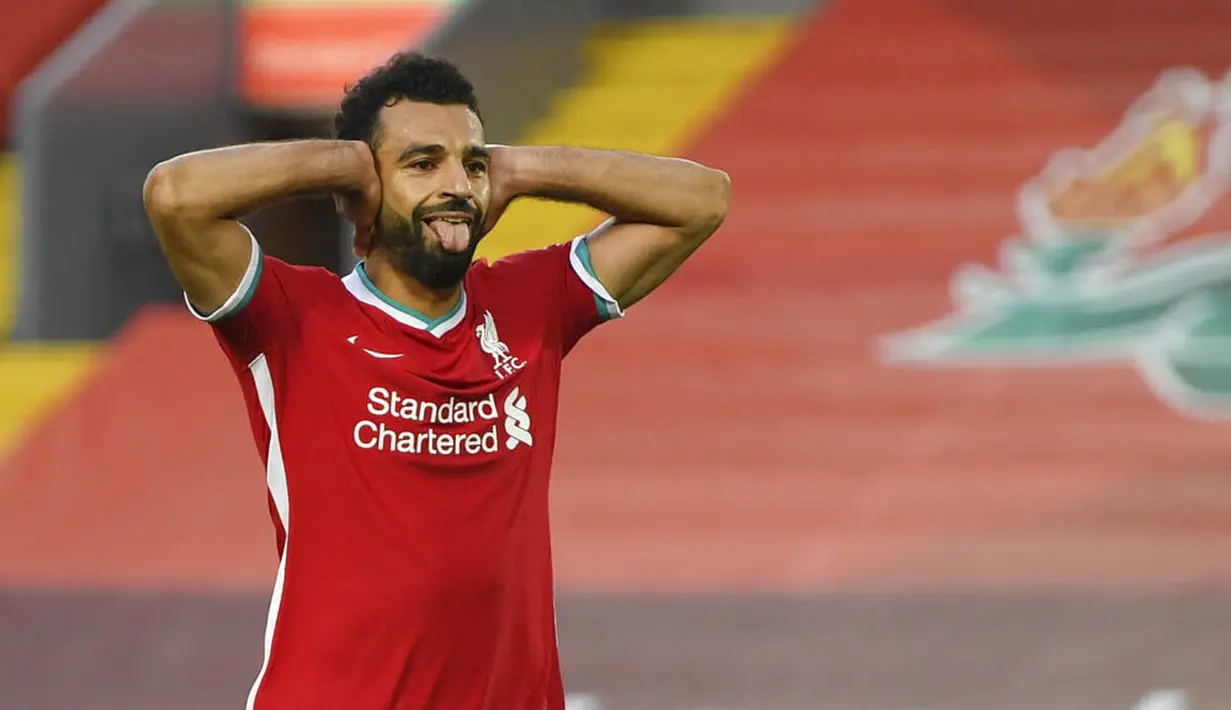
[0, 0, 109, 144]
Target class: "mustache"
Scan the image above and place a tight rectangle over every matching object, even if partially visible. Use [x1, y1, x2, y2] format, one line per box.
[417, 199, 480, 220]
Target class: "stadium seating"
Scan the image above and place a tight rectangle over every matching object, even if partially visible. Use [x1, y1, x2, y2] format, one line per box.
[0, 0, 110, 456]
[0, 0, 112, 325]
[478, 17, 791, 260]
[11, 2, 1231, 705]
[0, 155, 14, 336]
[550, 0, 1231, 589]
[0, 15, 797, 585]
[9, 0, 1231, 591]
[0, 13, 789, 460]
[0, 0, 108, 143]
[0, 147, 95, 461]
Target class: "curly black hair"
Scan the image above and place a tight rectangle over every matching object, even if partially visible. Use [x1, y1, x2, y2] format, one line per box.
[334, 52, 481, 146]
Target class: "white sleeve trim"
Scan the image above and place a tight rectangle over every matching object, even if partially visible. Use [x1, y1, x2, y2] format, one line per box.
[568, 233, 625, 320]
[184, 227, 262, 323]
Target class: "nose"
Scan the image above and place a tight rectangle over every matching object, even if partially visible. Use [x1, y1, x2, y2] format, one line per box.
[439, 158, 473, 200]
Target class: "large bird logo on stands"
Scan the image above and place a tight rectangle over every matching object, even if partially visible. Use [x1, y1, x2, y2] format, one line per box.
[879, 67, 1231, 418]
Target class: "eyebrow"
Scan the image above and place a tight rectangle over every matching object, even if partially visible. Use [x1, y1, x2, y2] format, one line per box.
[397, 143, 491, 164]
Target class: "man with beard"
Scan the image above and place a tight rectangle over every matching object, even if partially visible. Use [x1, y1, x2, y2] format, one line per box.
[142, 52, 729, 710]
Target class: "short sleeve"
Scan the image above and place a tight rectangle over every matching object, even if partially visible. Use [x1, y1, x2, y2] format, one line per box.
[184, 226, 298, 369]
[559, 233, 624, 352]
[481, 232, 624, 356]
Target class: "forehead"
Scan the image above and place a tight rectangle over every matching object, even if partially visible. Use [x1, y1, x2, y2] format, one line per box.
[375, 100, 484, 156]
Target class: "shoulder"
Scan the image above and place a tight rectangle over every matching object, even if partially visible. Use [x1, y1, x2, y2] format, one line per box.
[476, 239, 572, 275]
[466, 241, 580, 319]
[264, 252, 341, 284]
[262, 253, 348, 300]
[182, 228, 342, 325]
[470, 235, 620, 317]
[467, 237, 589, 291]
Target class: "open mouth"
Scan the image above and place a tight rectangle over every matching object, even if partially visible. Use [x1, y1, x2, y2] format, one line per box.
[423, 214, 474, 253]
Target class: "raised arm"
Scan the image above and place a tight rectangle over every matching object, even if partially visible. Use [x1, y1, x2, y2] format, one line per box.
[142, 139, 380, 316]
[496, 146, 730, 310]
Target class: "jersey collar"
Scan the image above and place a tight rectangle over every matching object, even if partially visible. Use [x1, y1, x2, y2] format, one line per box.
[342, 262, 468, 338]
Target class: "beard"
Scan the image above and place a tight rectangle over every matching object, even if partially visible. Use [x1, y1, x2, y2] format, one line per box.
[376, 200, 483, 290]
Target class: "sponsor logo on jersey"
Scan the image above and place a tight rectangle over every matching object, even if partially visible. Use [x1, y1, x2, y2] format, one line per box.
[346, 335, 404, 360]
[878, 66, 1231, 419]
[353, 385, 532, 456]
[476, 310, 526, 380]
[503, 386, 533, 449]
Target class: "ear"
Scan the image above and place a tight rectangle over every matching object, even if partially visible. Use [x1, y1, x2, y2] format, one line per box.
[354, 226, 373, 258]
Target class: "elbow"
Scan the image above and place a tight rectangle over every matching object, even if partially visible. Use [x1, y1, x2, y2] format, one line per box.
[699, 168, 731, 234]
[142, 161, 182, 218]
[142, 159, 204, 223]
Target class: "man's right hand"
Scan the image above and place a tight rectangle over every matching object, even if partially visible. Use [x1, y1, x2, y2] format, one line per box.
[144, 139, 384, 318]
[335, 143, 383, 257]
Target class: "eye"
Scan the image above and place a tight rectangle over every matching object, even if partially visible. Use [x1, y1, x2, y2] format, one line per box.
[466, 161, 488, 175]
[410, 159, 435, 171]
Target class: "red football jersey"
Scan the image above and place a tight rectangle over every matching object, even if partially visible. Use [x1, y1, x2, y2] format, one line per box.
[187, 227, 623, 710]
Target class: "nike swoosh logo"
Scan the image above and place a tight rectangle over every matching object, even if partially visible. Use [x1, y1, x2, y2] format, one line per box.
[347, 335, 404, 359]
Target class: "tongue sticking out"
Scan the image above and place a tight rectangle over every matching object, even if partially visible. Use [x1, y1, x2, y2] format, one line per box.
[426, 219, 471, 253]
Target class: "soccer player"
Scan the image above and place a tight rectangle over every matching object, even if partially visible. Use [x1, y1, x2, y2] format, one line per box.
[141, 52, 729, 710]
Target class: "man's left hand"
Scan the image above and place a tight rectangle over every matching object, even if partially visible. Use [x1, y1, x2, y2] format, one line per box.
[481, 144, 522, 236]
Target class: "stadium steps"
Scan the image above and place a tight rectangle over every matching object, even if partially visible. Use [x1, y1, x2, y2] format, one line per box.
[0, 15, 799, 588]
[476, 17, 793, 260]
[0, 0, 111, 142]
[8, 0, 1231, 592]
[0, 157, 97, 459]
[541, 0, 1231, 591]
[0, 345, 97, 458]
[0, 0, 115, 457]
[0, 154, 15, 338]
[0, 14, 793, 461]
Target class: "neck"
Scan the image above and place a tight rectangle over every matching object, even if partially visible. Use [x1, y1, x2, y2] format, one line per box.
[362, 251, 462, 320]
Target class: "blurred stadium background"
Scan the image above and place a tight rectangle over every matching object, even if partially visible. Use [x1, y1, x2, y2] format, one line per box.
[4, 0, 1231, 708]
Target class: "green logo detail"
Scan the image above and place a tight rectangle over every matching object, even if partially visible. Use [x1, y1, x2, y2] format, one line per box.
[879, 67, 1231, 418]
